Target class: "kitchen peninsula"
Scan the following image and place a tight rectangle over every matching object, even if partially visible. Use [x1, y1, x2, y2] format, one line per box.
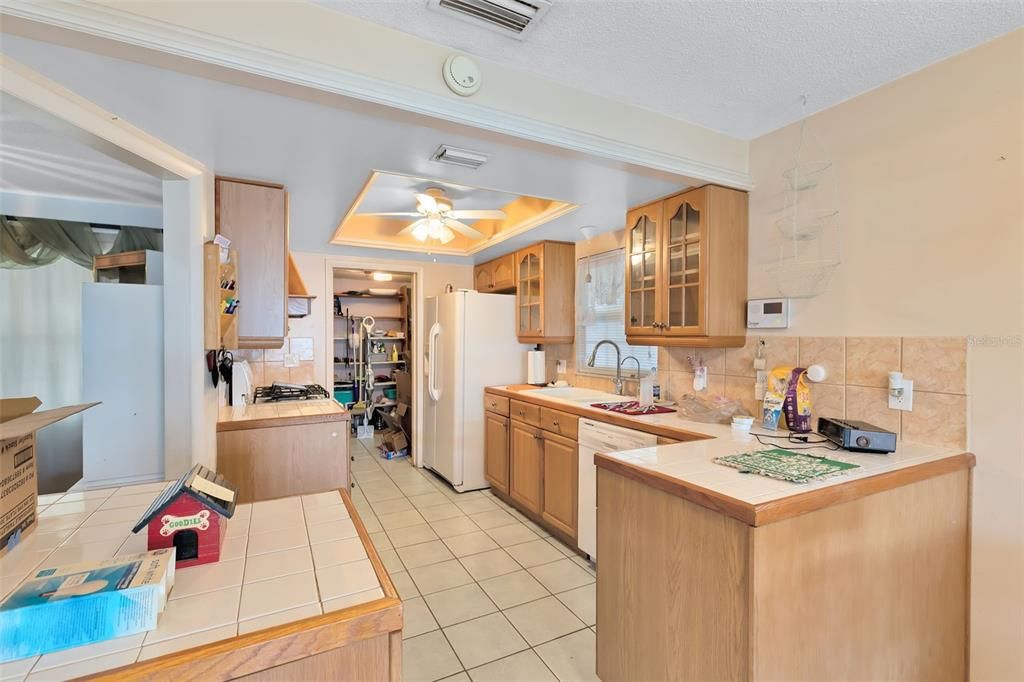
[217, 399, 351, 503]
[595, 430, 974, 681]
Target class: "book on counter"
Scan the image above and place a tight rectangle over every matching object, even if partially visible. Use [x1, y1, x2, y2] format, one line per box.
[0, 548, 176, 661]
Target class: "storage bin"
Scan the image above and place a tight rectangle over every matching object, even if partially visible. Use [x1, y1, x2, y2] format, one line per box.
[384, 387, 398, 401]
[335, 389, 354, 404]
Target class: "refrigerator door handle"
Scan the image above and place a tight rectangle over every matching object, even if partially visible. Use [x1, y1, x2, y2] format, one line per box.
[428, 322, 442, 401]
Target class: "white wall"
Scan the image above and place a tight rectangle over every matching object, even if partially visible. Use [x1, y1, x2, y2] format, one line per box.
[0, 259, 91, 491]
[747, 31, 1023, 680]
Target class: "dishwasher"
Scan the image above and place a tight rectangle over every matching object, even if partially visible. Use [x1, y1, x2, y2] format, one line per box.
[577, 418, 657, 560]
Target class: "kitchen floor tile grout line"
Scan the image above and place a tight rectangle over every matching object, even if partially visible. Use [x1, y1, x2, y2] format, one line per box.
[350, 435, 597, 681]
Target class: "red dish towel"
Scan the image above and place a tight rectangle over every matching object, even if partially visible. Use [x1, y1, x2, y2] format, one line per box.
[590, 401, 676, 415]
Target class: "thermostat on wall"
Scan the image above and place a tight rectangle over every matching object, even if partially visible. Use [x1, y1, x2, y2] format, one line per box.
[747, 298, 789, 329]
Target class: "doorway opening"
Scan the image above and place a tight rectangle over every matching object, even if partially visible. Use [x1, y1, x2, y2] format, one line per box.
[331, 266, 417, 462]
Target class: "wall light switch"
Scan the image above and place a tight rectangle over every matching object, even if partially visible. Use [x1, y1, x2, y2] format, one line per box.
[888, 379, 914, 411]
[556, 359, 567, 374]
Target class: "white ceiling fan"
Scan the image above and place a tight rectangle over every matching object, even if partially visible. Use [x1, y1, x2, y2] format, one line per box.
[361, 188, 506, 244]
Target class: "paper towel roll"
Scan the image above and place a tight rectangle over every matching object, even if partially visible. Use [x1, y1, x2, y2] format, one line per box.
[527, 350, 547, 385]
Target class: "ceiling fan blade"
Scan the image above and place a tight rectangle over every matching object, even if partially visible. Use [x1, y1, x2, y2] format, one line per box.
[444, 218, 484, 240]
[414, 193, 438, 213]
[359, 212, 422, 217]
[397, 218, 427, 236]
[448, 209, 506, 220]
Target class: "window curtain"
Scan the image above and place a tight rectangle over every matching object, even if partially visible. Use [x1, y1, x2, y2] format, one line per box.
[0, 217, 161, 270]
[575, 249, 657, 376]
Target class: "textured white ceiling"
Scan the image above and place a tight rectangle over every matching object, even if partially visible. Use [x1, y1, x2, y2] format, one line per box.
[314, 0, 1022, 139]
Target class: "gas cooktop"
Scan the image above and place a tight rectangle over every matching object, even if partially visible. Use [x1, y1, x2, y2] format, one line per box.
[253, 383, 330, 403]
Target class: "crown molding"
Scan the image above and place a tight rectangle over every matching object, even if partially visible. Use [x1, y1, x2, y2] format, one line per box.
[0, 1, 754, 190]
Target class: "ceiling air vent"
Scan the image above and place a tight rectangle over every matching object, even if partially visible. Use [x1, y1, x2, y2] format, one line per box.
[431, 145, 489, 169]
[428, 0, 552, 39]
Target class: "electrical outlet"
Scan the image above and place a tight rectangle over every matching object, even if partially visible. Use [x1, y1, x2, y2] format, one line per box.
[754, 369, 768, 400]
[888, 379, 914, 411]
[753, 357, 767, 371]
[284, 352, 299, 368]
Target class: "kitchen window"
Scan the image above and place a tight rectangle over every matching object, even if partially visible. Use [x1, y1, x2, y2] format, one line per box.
[576, 249, 657, 377]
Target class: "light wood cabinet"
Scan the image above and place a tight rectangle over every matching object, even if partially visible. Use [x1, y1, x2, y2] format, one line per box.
[625, 185, 748, 348]
[215, 177, 289, 349]
[509, 420, 543, 514]
[541, 430, 578, 540]
[515, 241, 575, 344]
[484, 411, 510, 495]
[474, 254, 516, 293]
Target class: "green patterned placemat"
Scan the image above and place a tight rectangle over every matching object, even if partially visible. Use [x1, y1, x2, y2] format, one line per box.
[715, 448, 860, 484]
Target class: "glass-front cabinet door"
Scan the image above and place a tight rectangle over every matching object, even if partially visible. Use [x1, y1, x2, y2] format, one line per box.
[516, 244, 543, 337]
[625, 203, 662, 336]
[662, 188, 707, 336]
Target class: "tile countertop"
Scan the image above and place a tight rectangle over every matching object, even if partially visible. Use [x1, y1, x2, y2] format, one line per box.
[217, 398, 349, 431]
[486, 385, 974, 526]
[0, 484, 393, 681]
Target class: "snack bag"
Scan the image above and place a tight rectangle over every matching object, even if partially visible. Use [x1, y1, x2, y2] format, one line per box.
[761, 367, 791, 430]
[783, 367, 813, 433]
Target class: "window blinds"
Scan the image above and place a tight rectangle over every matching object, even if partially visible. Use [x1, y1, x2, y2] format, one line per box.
[575, 249, 657, 377]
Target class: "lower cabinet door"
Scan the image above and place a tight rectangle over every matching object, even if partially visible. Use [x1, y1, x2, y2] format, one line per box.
[484, 412, 510, 494]
[509, 420, 543, 514]
[541, 431, 578, 539]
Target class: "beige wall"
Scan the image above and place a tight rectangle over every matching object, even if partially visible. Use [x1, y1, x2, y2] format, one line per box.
[747, 30, 1023, 679]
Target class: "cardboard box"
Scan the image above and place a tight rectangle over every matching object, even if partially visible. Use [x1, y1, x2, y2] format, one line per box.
[0, 398, 99, 558]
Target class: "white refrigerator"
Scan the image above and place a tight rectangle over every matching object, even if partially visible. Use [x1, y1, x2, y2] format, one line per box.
[423, 290, 531, 491]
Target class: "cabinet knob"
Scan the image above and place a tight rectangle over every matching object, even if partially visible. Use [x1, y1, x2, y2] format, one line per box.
[552, 420, 559, 427]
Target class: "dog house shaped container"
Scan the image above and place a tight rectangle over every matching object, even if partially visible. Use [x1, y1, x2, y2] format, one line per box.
[132, 464, 236, 568]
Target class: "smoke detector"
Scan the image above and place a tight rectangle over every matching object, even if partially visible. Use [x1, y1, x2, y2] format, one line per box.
[429, 0, 553, 40]
[442, 54, 481, 96]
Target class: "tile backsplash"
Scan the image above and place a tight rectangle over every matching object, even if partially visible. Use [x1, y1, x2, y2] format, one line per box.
[546, 336, 968, 449]
[233, 336, 317, 388]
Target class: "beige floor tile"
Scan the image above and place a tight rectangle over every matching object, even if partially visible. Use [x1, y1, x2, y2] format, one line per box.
[528, 560, 594, 594]
[544, 537, 577, 558]
[423, 583, 498, 627]
[388, 523, 441, 548]
[390, 570, 419, 598]
[555, 583, 596, 626]
[534, 629, 598, 681]
[459, 549, 523, 581]
[443, 613, 528, 669]
[443, 531, 500, 558]
[409, 559, 475, 595]
[485, 523, 539, 547]
[371, 497, 415, 515]
[402, 596, 440, 639]
[468, 509, 519, 529]
[439, 674, 471, 682]
[467, 649, 557, 681]
[479, 570, 548, 609]
[397, 540, 456, 569]
[378, 548, 405, 573]
[503, 596, 586, 646]
[409, 492, 451, 509]
[404, 630, 464, 682]
[430, 516, 481, 538]
[378, 508, 427, 530]
[419, 503, 465, 522]
[504, 539, 565, 568]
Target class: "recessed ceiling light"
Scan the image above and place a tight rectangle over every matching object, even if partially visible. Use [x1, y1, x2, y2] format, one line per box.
[371, 272, 393, 282]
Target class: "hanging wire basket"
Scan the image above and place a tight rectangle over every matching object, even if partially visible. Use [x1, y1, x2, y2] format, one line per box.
[774, 208, 839, 241]
[767, 258, 840, 299]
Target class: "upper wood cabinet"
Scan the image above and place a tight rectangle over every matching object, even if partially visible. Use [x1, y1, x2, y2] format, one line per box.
[216, 177, 289, 349]
[625, 185, 748, 348]
[515, 240, 575, 344]
[474, 253, 516, 293]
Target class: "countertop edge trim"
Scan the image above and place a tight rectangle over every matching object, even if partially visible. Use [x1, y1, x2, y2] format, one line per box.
[595, 451, 976, 527]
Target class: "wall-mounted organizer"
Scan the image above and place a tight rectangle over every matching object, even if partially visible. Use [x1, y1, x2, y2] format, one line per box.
[204, 241, 239, 350]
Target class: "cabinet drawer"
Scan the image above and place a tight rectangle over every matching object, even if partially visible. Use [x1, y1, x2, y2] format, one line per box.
[540, 407, 578, 440]
[484, 394, 509, 416]
[510, 400, 541, 427]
